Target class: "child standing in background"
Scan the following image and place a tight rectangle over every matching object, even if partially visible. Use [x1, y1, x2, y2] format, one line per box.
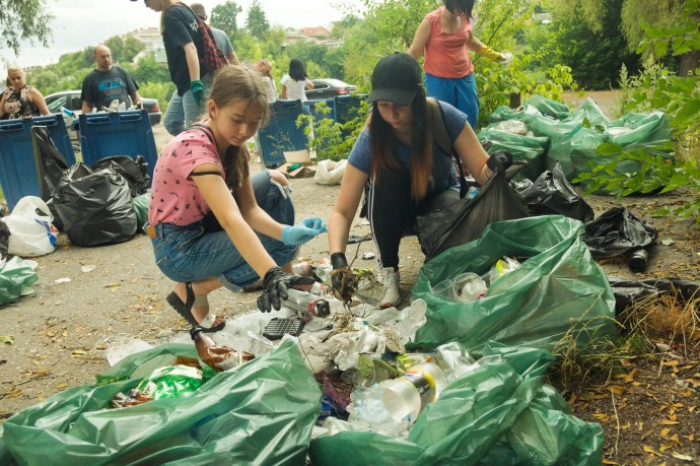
[255, 58, 277, 104]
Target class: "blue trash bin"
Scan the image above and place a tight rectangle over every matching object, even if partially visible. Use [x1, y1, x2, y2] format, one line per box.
[335, 94, 368, 138]
[307, 98, 337, 123]
[258, 100, 308, 168]
[79, 110, 157, 182]
[0, 115, 76, 210]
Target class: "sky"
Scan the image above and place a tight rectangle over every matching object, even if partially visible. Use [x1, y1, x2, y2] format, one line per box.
[3, 0, 345, 72]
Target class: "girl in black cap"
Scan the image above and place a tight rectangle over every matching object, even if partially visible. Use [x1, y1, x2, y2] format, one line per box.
[326, 53, 510, 308]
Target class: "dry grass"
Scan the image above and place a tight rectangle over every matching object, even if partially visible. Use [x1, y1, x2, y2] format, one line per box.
[618, 291, 700, 358]
[548, 288, 700, 392]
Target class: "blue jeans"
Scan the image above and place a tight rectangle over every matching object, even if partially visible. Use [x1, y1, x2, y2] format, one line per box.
[424, 73, 479, 130]
[150, 171, 297, 291]
[163, 74, 213, 136]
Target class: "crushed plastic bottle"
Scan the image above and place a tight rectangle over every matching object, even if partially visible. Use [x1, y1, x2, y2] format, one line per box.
[190, 327, 253, 371]
[351, 361, 448, 423]
[284, 288, 331, 320]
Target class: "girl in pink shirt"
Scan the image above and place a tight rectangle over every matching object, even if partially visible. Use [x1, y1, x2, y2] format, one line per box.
[148, 65, 326, 332]
[408, 0, 510, 129]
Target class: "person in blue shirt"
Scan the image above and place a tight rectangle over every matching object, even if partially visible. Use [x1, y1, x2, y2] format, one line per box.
[327, 53, 510, 308]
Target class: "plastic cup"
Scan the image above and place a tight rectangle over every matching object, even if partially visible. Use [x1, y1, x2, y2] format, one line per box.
[432, 279, 454, 301]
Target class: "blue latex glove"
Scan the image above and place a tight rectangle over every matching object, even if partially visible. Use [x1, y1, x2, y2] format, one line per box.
[190, 79, 205, 106]
[282, 217, 327, 246]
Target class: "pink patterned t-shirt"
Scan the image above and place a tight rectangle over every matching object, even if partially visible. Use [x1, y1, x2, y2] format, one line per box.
[148, 126, 224, 226]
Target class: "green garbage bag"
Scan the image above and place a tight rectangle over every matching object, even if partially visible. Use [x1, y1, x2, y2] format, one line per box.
[478, 128, 550, 181]
[523, 96, 572, 121]
[526, 99, 611, 179]
[610, 111, 670, 146]
[0, 256, 39, 305]
[489, 105, 529, 123]
[132, 192, 150, 233]
[3, 340, 321, 465]
[568, 111, 673, 188]
[480, 384, 604, 465]
[311, 343, 603, 465]
[410, 215, 616, 354]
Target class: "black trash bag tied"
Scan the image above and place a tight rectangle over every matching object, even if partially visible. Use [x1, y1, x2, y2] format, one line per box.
[517, 161, 594, 223]
[416, 166, 529, 262]
[582, 207, 657, 258]
[53, 163, 138, 247]
[609, 277, 700, 316]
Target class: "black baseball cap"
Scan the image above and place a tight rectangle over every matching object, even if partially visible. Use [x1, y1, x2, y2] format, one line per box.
[368, 52, 422, 106]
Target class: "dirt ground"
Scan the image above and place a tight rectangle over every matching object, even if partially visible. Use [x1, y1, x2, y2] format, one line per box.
[1, 91, 699, 465]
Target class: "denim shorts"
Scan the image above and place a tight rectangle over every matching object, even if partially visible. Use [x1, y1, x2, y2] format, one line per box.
[150, 170, 297, 291]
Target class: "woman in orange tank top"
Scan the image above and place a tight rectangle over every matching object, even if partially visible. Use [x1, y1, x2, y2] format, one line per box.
[408, 0, 509, 129]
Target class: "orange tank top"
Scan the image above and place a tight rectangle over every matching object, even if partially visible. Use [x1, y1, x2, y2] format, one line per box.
[424, 7, 474, 79]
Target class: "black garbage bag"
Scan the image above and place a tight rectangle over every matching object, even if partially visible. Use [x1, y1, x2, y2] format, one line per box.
[53, 163, 137, 247]
[517, 161, 594, 222]
[91, 155, 150, 197]
[30, 126, 71, 201]
[416, 167, 530, 261]
[609, 277, 700, 315]
[582, 207, 657, 258]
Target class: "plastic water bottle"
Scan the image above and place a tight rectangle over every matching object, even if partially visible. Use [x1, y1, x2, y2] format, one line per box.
[284, 288, 331, 320]
[353, 362, 448, 423]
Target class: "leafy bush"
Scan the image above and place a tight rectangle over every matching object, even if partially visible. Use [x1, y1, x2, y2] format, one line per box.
[296, 100, 368, 161]
[138, 81, 176, 114]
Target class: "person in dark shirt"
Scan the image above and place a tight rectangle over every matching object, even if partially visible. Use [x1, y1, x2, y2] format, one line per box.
[137, 0, 213, 136]
[81, 44, 141, 114]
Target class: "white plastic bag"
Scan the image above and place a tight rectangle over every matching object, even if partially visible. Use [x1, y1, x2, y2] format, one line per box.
[314, 159, 347, 185]
[2, 196, 58, 257]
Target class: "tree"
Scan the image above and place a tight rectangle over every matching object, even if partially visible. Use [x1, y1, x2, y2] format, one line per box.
[104, 36, 124, 63]
[532, 0, 640, 89]
[246, 0, 270, 39]
[548, 0, 699, 75]
[0, 0, 53, 59]
[121, 34, 145, 64]
[211, 1, 243, 38]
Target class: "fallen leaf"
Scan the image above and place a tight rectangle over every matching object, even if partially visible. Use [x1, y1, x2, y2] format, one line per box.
[660, 420, 680, 425]
[0, 335, 13, 344]
[660, 443, 675, 452]
[56, 383, 67, 389]
[607, 385, 626, 396]
[643, 445, 662, 457]
[602, 460, 620, 465]
[72, 349, 87, 355]
[671, 453, 694, 461]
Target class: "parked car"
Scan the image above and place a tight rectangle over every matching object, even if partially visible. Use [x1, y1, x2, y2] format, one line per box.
[305, 79, 356, 100]
[44, 90, 162, 127]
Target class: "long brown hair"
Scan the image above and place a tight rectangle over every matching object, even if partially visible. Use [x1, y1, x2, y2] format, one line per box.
[209, 65, 270, 189]
[369, 87, 434, 201]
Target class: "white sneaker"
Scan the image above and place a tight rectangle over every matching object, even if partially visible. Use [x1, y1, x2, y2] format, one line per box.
[379, 267, 401, 308]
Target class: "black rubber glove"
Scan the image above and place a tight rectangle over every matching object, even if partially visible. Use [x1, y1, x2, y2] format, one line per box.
[257, 266, 315, 313]
[486, 150, 513, 173]
[330, 252, 349, 291]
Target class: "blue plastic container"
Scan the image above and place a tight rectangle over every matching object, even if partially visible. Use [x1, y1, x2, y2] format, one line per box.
[79, 109, 157, 182]
[335, 94, 368, 138]
[258, 100, 308, 168]
[0, 115, 76, 210]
